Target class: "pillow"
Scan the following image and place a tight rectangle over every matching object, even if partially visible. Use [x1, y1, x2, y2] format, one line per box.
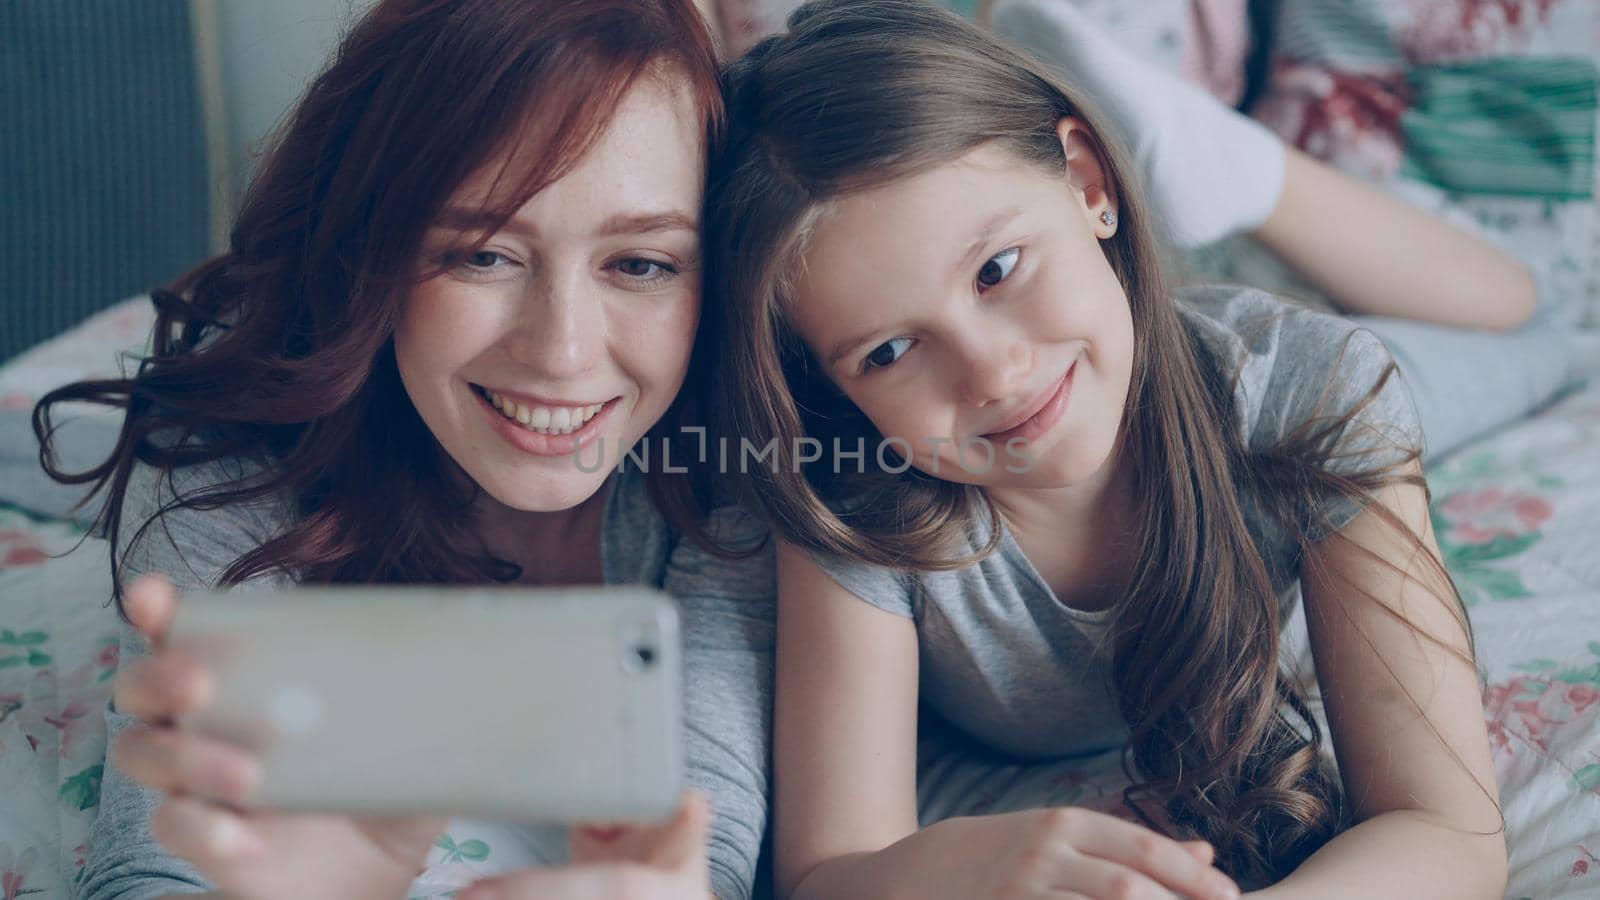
[1247, 0, 1600, 327]
[0, 296, 155, 413]
[0, 296, 156, 522]
[715, 0, 1245, 98]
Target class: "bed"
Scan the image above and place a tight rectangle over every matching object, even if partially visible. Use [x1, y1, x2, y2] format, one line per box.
[4, 0, 1599, 895]
[0, 296, 1597, 899]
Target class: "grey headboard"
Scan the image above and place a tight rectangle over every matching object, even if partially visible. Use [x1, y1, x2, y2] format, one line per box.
[1, 0, 212, 362]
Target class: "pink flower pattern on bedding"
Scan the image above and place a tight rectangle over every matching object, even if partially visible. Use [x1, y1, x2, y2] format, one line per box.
[3, 0, 1600, 890]
[2, 335, 1599, 898]
[1434, 483, 1558, 605]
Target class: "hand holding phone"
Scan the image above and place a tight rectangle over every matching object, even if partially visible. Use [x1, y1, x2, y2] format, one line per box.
[166, 584, 685, 822]
[114, 578, 690, 900]
[458, 791, 715, 900]
[113, 576, 445, 900]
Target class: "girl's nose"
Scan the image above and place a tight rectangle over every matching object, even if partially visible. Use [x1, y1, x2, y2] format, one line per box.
[958, 333, 1032, 408]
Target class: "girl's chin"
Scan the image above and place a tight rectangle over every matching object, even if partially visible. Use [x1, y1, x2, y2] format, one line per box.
[990, 445, 1112, 489]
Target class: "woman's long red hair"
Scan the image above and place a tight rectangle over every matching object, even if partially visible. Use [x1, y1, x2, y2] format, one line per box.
[34, 0, 725, 602]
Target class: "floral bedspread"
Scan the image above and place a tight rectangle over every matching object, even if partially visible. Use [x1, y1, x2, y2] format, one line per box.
[2, 328, 1598, 898]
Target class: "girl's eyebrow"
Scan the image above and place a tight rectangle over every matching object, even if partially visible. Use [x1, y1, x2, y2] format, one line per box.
[825, 207, 1026, 367]
[827, 325, 888, 367]
[955, 206, 1024, 278]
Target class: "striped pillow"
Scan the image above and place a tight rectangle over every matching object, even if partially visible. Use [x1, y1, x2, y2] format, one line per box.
[1252, 0, 1600, 327]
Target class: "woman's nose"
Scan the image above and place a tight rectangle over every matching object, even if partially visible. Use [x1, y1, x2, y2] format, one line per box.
[504, 270, 604, 377]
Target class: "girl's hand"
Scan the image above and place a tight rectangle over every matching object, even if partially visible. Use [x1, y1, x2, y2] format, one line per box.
[113, 575, 447, 900]
[880, 808, 1240, 900]
[458, 792, 713, 899]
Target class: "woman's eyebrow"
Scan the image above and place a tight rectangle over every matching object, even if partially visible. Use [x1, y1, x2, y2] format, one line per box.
[431, 207, 511, 233]
[427, 208, 698, 239]
[596, 210, 699, 237]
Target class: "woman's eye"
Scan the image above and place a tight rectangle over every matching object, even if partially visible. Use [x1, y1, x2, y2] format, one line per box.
[976, 247, 1020, 290]
[864, 337, 913, 371]
[463, 250, 512, 270]
[611, 257, 681, 287]
[617, 258, 669, 279]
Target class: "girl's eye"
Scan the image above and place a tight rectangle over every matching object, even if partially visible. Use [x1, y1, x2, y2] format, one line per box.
[976, 247, 1021, 290]
[864, 337, 913, 371]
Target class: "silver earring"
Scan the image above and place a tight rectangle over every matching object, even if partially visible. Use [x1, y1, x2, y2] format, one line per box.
[1100, 210, 1118, 228]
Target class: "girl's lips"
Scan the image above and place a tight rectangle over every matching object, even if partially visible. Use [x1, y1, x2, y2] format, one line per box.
[983, 361, 1076, 445]
[472, 386, 618, 458]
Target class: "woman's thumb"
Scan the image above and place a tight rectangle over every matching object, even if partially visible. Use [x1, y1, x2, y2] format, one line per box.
[653, 791, 711, 868]
[571, 791, 711, 869]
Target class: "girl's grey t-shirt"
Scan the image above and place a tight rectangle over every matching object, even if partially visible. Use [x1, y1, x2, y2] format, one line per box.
[80, 462, 775, 900]
[810, 285, 1424, 761]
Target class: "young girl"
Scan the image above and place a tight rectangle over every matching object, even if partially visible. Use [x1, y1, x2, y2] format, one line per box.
[705, 1, 1507, 897]
[35, 1, 771, 898]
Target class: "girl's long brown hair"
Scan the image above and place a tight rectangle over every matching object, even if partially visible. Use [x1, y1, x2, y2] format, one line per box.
[33, 0, 724, 602]
[705, 0, 1475, 886]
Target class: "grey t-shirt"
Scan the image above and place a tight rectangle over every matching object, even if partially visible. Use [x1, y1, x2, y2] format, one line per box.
[79, 461, 775, 900]
[811, 285, 1423, 761]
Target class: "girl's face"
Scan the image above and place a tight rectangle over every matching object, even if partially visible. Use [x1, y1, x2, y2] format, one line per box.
[787, 126, 1134, 490]
[395, 76, 704, 513]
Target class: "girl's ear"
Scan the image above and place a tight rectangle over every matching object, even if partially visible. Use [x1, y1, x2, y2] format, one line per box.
[1055, 116, 1119, 240]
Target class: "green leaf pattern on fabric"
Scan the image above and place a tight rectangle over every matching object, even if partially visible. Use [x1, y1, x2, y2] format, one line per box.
[0, 629, 51, 670]
[58, 765, 103, 812]
[435, 833, 492, 865]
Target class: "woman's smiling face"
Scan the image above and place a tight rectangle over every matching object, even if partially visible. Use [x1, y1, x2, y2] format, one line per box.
[395, 74, 705, 513]
[786, 125, 1134, 489]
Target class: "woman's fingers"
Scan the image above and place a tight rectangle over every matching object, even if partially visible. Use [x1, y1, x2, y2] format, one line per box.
[151, 794, 269, 868]
[351, 815, 455, 871]
[124, 574, 181, 644]
[116, 723, 260, 805]
[113, 651, 213, 722]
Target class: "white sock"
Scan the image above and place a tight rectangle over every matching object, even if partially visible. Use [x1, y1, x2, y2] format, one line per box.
[990, 0, 1287, 248]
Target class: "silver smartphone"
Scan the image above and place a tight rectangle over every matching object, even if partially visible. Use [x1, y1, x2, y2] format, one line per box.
[167, 585, 683, 822]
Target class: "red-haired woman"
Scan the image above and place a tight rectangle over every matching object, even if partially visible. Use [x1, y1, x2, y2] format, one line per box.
[35, 1, 771, 898]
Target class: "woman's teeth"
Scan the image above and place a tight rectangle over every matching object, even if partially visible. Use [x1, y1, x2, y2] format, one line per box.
[483, 389, 603, 435]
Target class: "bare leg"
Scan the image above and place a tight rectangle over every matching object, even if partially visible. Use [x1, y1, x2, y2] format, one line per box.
[1252, 149, 1538, 332]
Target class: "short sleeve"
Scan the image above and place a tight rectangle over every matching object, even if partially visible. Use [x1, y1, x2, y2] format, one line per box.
[805, 549, 917, 619]
[1249, 310, 1425, 541]
[115, 458, 292, 595]
[663, 505, 777, 900]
